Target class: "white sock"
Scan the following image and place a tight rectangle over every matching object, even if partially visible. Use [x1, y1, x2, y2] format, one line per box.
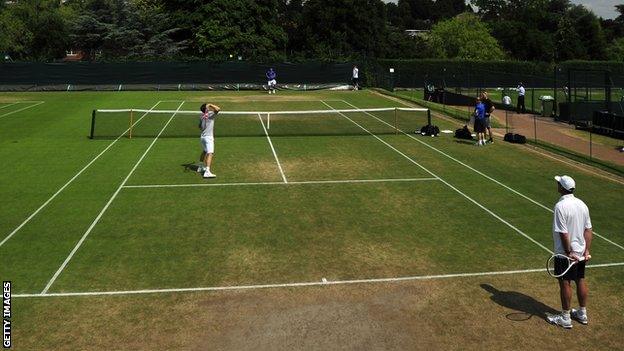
[580, 307, 587, 315]
[563, 310, 571, 318]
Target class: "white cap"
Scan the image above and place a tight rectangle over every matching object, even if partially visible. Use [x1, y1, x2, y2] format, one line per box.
[555, 175, 576, 191]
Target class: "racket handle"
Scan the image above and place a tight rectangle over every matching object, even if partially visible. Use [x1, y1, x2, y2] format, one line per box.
[578, 254, 592, 262]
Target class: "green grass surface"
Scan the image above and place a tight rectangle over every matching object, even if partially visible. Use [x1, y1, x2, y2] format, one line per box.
[1, 90, 623, 349]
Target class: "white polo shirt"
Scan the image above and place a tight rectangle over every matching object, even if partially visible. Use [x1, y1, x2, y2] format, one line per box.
[353, 67, 359, 79]
[200, 111, 216, 138]
[552, 194, 592, 256]
[518, 86, 526, 96]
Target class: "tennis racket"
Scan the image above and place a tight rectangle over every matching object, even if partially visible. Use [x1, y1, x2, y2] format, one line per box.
[546, 253, 591, 278]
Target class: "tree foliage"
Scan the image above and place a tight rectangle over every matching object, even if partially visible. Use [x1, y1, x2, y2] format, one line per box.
[429, 14, 505, 60]
[0, 0, 620, 62]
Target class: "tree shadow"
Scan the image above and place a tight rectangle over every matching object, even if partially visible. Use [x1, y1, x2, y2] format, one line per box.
[480, 283, 558, 322]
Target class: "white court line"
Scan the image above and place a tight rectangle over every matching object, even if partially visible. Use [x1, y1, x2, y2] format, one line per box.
[343, 100, 624, 252]
[0, 102, 18, 110]
[0, 101, 164, 248]
[41, 102, 185, 294]
[321, 100, 552, 254]
[257, 113, 288, 183]
[122, 177, 439, 189]
[14, 261, 624, 298]
[0, 101, 44, 119]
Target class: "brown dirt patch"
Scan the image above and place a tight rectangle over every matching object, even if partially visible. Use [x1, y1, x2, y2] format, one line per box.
[0, 98, 28, 103]
[14, 271, 624, 350]
[494, 112, 623, 166]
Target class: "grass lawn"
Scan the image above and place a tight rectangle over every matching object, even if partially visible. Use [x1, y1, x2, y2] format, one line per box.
[1, 89, 623, 349]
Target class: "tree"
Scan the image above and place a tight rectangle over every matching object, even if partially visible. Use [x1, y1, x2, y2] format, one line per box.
[567, 4, 608, 60]
[0, 6, 33, 59]
[299, 0, 388, 59]
[9, 0, 69, 60]
[429, 13, 505, 60]
[607, 37, 624, 61]
[194, 0, 287, 60]
[432, 0, 468, 20]
[554, 15, 588, 61]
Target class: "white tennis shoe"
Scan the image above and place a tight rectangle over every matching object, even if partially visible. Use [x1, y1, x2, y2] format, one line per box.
[547, 313, 572, 329]
[203, 170, 216, 179]
[571, 309, 588, 325]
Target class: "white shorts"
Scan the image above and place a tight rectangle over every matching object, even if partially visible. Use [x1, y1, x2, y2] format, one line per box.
[200, 136, 214, 153]
[268, 79, 277, 87]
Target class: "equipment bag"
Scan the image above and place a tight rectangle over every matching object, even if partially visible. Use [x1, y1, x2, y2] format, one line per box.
[419, 124, 440, 136]
[454, 126, 473, 140]
[504, 133, 527, 144]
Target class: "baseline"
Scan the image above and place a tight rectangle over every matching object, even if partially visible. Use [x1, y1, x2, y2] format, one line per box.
[16, 261, 624, 298]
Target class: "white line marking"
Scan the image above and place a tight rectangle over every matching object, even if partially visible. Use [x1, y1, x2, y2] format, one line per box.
[14, 261, 624, 298]
[257, 113, 287, 183]
[0, 101, 44, 119]
[0, 102, 18, 110]
[322, 100, 552, 254]
[41, 102, 185, 294]
[343, 99, 624, 252]
[0, 101, 164, 248]
[122, 177, 439, 189]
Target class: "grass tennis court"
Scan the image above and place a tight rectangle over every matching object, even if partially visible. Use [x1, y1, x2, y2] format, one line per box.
[1, 90, 623, 349]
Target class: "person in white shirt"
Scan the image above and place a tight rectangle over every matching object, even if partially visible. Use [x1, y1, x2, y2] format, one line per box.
[352, 65, 359, 90]
[517, 82, 526, 114]
[197, 103, 221, 178]
[546, 175, 593, 329]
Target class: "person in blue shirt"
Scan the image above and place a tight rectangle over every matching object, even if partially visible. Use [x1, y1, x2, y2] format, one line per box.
[266, 68, 277, 94]
[474, 97, 487, 146]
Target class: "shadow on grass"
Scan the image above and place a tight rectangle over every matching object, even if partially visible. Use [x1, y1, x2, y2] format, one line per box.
[453, 139, 475, 145]
[182, 163, 200, 172]
[480, 283, 558, 322]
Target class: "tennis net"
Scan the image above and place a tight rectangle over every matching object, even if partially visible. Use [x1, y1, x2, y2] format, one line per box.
[89, 107, 431, 139]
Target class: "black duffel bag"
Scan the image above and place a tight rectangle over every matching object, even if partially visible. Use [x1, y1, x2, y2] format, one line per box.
[419, 124, 440, 136]
[454, 125, 473, 140]
[504, 133, 527, 144]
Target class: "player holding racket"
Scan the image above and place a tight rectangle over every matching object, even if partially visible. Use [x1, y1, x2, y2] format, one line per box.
[546, 175, 593, 329]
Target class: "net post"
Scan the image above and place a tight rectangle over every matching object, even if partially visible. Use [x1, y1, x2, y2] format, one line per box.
[427, 109, 431, 125]
[90, 109, 96, 139]
[394, 108, 398, 135]
[129, 109, 133, 139]
[267, 113, 271, 130]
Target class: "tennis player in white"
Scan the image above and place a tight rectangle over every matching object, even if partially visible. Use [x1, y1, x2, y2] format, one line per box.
[547, 175, 593, 329]
[352, 65, 359, 90]
[197, 103, 220, 178]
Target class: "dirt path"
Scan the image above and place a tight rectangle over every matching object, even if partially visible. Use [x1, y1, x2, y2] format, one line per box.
[492, 111, 623, 166]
